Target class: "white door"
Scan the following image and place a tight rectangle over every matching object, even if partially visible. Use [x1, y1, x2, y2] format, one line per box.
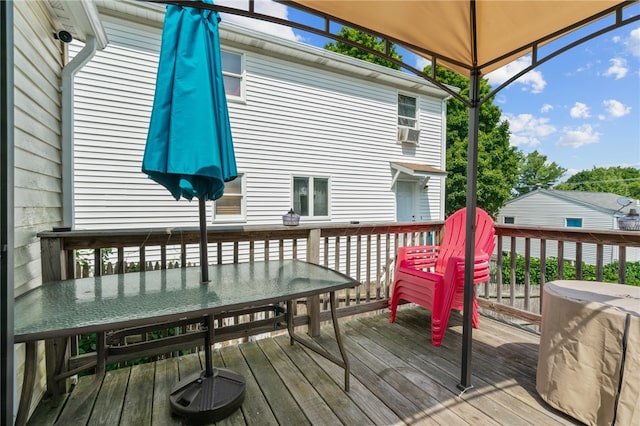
[396, 181, 416, 222]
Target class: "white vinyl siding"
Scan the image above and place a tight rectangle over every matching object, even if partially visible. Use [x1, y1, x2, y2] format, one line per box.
[14, 0, 65, 414]
[72, 16, 447, 232]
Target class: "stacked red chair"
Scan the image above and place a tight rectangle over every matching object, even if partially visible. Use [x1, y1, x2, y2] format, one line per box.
[389, 207, 495, 346]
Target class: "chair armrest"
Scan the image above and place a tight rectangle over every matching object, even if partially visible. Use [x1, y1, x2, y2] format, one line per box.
[396, 245, 440, 271]
[443, 250, 491, 286]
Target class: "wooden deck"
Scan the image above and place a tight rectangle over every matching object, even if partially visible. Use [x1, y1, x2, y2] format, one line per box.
[27, 307, 579, 425]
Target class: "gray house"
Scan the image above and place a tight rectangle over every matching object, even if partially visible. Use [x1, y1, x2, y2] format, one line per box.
[497, 189, 640, 264]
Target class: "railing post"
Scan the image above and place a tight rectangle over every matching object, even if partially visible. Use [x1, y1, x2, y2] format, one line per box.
[41, 236, 67, 283]
[306, 228, 321, 337]
[40, 235, 71, 404]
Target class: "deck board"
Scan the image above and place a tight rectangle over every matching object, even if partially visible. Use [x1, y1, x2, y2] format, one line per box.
[121, 362, 154, 426]
[27, 307, 580, 426]
[151, 358, 183, 426]
[239, 340, 311, 425]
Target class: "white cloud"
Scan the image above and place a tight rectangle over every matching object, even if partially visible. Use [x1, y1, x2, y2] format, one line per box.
[505, 113, 556, 147]
[556, 125, 601, 148]
[217, 0, 302, 42]
[603, 57, 628, 79]
[570, 102, 591, 119]
[603, 99, 632, 118]
[627, 27, 640, 57]
[414, 55, 431, 72]
[486, 56, 546, 93]
[565, 61, 597, 77]
[540, 104, 553, 113]
[495, 94, 507, 105]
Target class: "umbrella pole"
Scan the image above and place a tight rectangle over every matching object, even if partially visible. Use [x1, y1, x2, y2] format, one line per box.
[199, 197, 209, 283]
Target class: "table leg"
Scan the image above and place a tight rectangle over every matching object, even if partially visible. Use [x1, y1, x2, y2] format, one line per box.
[15, 341, 37, 426]
[286, 292, 350, 391]
[53, 332, 106, 426]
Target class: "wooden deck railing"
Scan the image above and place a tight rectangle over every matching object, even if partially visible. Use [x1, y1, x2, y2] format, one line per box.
[481, 224, 640, 326]
[36, 221, 640, 395]
[39, 221, 640, 325]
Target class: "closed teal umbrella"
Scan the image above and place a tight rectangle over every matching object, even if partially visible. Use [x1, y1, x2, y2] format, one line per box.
[143, 0, 236, 283]
[142, 1, 243, 421]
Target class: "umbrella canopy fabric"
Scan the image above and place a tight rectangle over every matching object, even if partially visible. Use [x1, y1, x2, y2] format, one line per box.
[143, 0, 237, 202]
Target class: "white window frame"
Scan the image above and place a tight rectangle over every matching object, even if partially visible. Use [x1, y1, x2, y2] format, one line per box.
[213, 173, 246, 222]
[221, 48, 245, 102]
[397, 92, 418, 129]
[292, 175, 331, 220]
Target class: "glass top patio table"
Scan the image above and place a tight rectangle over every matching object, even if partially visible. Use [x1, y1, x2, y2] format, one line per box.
[14, 260, 359, 342]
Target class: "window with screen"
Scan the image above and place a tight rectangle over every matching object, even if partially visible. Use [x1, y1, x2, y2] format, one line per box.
[214, 174, 244, 220]
[398, 93, 417, 129]
[293, 176, 329, 218]
[221, 50, 243, 99]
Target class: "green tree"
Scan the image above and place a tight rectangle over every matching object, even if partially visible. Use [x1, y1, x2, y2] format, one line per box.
[514, 151, 567, 197]
[555, 166, 640, 199]
[324, 27, 402, 69]
[426, 66, 520, 217]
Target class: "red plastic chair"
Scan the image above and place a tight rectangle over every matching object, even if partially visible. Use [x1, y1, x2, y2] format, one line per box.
[389, 207, 495, 346]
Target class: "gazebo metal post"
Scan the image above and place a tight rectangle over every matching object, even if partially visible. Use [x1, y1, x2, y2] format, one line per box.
[1, 1, 14, 423]
[459, 68, 481, 392]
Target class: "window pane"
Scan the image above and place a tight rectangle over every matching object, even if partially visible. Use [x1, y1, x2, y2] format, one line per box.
[293, 177, 309, 216]
[224, 177, 241, 194]
[215, 174, 243, 218]
[223, 75, 241, 97]
[398, 117, 417, 127]
[398, 94, 416, 117]
[313, 178, 328, 216]
[398, 94, 417, 127]
[221, 51, 241, 74]
[504, 217, 515, 224]
[566, 218, 582, 228]
[215, 197, 241, 215]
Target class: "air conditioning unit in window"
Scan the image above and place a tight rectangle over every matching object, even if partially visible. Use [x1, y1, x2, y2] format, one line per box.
[397, 127, 420, 144]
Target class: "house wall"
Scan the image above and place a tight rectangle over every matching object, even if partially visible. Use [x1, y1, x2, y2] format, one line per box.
[498, 192, 640, 265]
[71, 15, 447, 235]
[13, 0, 65, 415]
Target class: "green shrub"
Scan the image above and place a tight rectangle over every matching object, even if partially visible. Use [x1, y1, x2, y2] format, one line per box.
[500, 253, 640, 286]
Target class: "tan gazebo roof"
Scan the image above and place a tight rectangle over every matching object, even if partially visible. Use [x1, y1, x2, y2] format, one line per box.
[291, 1, 633, 75]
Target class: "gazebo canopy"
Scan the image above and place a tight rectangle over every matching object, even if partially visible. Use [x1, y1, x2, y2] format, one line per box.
[290, 1, 637, 77]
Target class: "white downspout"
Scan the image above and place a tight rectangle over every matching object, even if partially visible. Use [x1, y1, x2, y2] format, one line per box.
[62, 36, 96, 229]
[440, 96, 448, 220]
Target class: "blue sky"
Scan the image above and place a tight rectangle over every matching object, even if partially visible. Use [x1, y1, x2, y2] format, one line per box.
[218, 1, 640, 178]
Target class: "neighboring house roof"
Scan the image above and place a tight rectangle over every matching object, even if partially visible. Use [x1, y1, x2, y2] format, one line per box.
[506, 189, 640, 216]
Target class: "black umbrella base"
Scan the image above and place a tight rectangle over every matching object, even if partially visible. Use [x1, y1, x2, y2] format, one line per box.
[169, 368, 246, 424]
